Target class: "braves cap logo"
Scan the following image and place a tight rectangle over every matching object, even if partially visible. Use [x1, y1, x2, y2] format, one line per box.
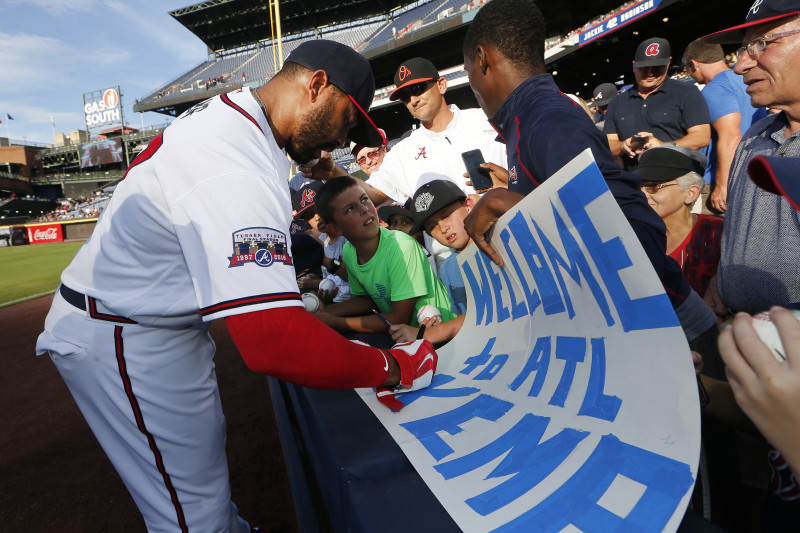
[596, 91, 604, 99]
[301, 189, 316, 207]
[749, 0, 762, 16]
[398, 65, 412, 81]
[415, 192, 434, 213]
[645, 43, 660, 56]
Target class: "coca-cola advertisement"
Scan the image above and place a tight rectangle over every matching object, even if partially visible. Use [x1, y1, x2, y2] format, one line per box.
[27, 224, 64, 244]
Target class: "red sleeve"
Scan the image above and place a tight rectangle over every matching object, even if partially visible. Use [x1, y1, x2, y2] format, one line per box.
[225, 307, 390, 389]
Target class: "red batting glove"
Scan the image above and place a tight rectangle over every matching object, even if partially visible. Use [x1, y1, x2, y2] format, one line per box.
[376, 339, 438, 410]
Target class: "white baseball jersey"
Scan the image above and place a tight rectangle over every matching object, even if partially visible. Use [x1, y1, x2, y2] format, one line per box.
[366, 105, 507, 204]
[61, 88, 303, 326]
[36, 87, 301, 533]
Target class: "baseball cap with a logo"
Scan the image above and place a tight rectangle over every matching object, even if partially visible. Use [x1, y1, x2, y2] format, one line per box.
[285, 40, 385, 147]
[748, 155, 800, 211]
[705, 0, 800, 44]
[588, 82, 618, 107]
[633, 37, 672, 68]
[633, 146, 707, 182]
[292, 181, 323, 217]
[409, 178, 467, 234]
[389, 57, 440, 101]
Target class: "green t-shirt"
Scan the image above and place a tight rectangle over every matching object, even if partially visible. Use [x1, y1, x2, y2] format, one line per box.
[343, 227, 456, 326]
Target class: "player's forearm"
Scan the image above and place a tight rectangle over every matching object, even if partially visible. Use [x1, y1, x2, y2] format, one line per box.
[225, 307, 398, 388]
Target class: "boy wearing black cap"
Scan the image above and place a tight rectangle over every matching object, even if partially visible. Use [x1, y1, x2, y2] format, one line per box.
[389, 179, 476, 345]
[603, 37, 711, 171]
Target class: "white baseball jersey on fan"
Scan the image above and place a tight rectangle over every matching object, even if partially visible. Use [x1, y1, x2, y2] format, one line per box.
[36, 88, 302, 533]
[366, 105, 506, 204]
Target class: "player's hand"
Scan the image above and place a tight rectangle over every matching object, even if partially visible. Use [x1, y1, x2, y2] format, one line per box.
[464, 188, 525, 267]
[464, 163, 509, 193]
[710, 184, 728, 213]
[299, 151, 336, 181]
[719, 307, 800, 476]
[389, 324, 420, 344]
[297, 274, 321, 291]
[376, 339, 438, 410]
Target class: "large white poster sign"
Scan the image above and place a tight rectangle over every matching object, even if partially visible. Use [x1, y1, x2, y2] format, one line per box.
[358, 150, 700, 532]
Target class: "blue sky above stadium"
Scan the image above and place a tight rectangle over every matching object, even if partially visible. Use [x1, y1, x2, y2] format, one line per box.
[0, 0, 208, 145]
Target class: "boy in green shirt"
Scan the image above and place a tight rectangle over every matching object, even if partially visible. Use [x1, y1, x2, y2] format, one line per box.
[313, 176, 455, 333]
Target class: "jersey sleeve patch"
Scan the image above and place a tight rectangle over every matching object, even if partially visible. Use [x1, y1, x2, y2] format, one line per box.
[228, 227, 293, 268]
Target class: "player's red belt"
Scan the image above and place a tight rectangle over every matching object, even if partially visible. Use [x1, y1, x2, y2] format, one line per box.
[59, 284, 137, 324]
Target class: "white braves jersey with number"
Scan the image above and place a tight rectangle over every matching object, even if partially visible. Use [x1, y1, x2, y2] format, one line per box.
[366, 105, 507, 203]
[61, 88, 302, 326]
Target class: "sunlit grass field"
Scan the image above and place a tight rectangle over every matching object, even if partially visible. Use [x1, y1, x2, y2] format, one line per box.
[0, 241, 83, 307]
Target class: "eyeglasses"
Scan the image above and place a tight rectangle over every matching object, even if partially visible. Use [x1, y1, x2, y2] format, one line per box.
[356, 145, 385, 166]
[395, 80, 435, 103]
[736, 28, 800, 59]
[641, 182, 678, 194]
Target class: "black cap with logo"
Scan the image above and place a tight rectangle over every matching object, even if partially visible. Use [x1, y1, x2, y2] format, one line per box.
[633, 37, 672, 68]
[389, 57, 440, 101]
[409, 179, 467, 234]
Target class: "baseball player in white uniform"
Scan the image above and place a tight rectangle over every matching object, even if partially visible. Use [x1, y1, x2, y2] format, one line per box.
[35, 40, 438, 533]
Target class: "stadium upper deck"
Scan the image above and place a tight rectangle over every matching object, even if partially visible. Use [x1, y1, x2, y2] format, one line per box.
[134, 0, 742, 138]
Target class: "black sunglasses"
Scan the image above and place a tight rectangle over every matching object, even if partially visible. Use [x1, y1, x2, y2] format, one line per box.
[396, 80, 435, 103]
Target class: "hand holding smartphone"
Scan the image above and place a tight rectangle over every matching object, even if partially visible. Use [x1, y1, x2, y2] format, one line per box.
[461, 149, 494, 191]
[629, 134, 648, 151]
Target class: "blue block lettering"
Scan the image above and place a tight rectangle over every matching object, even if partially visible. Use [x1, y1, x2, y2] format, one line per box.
[501, 228, 541, 315]
[548, 336, 586, 408]
[463, 252, 494, 326]
[492, 434, 695, 533]
[435, 413, 589, 515]
[400, 394, 513, 461]
[506, 212, 565, 317]
[480, 253, 511, 323]
[495, 253, 529, 320]
[578, 338, 622, 422]
[508, 336, 551, 397]
[557, 165, 679, 331]
[396, 373, 480, 408]
[462, 338, 496, 376]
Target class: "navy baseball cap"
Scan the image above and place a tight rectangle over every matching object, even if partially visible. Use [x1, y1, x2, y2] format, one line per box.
[285, 40, 385, 147]
[588, 83, 618, 107]
[377, 199, 414, 225]
[409, 179, 467, 234]
[389, 57, 440, 101]
[292, 181, 323, 217]
[748, 155, 800, 211]
[633, 38, 671, 68]
[634, 146, 707, 182]
[705, 0, 800, 44]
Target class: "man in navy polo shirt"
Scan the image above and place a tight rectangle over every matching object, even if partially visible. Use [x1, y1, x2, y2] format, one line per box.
[604, 37, 711, 171]
[461, 0, 720, 352]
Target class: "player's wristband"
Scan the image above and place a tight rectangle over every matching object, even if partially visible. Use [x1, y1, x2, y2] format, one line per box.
[330, 258, 342, 274]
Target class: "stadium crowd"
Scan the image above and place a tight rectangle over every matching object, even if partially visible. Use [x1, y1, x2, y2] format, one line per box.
[34, 193, 111, 222]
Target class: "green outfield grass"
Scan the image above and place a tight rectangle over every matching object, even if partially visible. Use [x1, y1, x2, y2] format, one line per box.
[0, 241, 84, 307]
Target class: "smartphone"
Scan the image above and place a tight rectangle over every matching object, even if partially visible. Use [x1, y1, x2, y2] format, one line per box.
[461, 149, 493, 191]
[629, 134, 647, 151]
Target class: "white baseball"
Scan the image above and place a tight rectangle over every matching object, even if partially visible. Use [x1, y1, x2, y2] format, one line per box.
[750, 309, 800, 362]
[302, 292, 321, 313]
[416, 304, 442, 323]
[319, 278, 336, 293]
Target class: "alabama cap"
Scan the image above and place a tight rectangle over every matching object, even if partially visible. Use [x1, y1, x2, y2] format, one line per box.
[292, 181, 323, 217]
[588, 83, 618, 107]
[285, 40, 384, 147]
[389, 57, 440, 101]
[748, 155, 800, 211]
[633, 37, 672, 68]
[634, 146, 707, 181]
[409, 178, 467, 234]
[705, 0, 800, 44]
